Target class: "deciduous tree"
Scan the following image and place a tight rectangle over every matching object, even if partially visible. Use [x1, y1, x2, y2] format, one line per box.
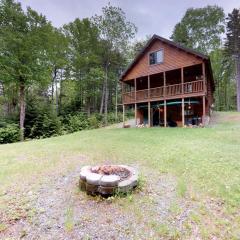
[0, 0, 54, 140]
[225, 8, 240, 111]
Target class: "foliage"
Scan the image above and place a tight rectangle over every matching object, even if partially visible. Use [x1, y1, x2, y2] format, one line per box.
[171, 5, 225, 54]
[63, 113, 90, 133]
[24, 96, 61, 139]
[0, 0, 56, 139]
[0, 123, 19, 143]
[225, 8, 240, 111]
[171, 5, 238, 111]
[210, 49, 236, 110]
[92, 3, 137, 124]
[225, 8, 240, 56]
[127, 35, 151, 62]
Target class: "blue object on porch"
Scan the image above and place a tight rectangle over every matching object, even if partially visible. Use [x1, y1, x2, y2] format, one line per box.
[138, 100, 200, 109]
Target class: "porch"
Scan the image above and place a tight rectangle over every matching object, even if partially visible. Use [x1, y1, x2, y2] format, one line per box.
[122, 64, 206, 105]
[123, 97, 206, 128]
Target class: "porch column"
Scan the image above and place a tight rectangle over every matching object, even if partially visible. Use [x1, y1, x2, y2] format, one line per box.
[202, 95, 206, 125]
[163, 72, 167, 127]
[135, 103, 137, 126]
[134, 78, 137, 126]
[148, 75, 151, 127]
[181, 68, 185, 127]
[148, 101, 151, 127]
[164, 100, 167, 127]
[182, 98, 185, 127]
[123, 104, 125, 127]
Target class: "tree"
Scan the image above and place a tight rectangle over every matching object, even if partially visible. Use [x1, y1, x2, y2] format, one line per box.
[92, 3, 137, 124]
[171, 5, 225, 54]
[47, 28, 69, 113]
[210, 49, 236, 110]
[0, 0, 54, 140]
[170, 5, 233, 111]
[63, 18, 102, 114]
[225, 8, 240, 111]
[128, 35, 151, 62]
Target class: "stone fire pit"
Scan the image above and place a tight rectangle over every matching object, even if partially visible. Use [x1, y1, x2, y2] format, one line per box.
[79, 165, 138, 196]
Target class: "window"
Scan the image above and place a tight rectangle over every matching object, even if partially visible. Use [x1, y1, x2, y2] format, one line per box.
[149, 49, 163, 65]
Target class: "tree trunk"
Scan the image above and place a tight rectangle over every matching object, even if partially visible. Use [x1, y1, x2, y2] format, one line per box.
[236, 56, 240, 112]
[87, 97, 91, 117]
[55, 75, 58, 114]
[115, 79, 118, 121]
[59, 69, 63, 114]
[19, 81, 26, 141]
[52, 68, 57, 104]
[100, 80, 105, 114]
[104, 66, 108, 125]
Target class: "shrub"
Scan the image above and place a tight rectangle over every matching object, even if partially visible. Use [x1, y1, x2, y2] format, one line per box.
[29, 112, 61, 139]
[64, 113, 90, 133]
[0, 124, 19, 144]
[25, 96, 62, 139]
[88, 115, 101, 129]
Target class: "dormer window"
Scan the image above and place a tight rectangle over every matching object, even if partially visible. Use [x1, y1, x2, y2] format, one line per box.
[149, 49, 164, 65]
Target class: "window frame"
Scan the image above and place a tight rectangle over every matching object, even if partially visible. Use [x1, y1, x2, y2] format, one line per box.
[148, 48, 164, 66]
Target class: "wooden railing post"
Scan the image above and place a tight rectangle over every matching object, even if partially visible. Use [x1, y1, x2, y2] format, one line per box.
[202, 62, 206, 94]
[181, 67, 184, 94]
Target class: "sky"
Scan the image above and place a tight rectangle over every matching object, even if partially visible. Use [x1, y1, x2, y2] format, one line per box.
[18, 0, 240, 39]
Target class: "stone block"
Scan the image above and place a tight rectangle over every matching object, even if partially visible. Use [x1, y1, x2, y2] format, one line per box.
[99, 175, 120, 187]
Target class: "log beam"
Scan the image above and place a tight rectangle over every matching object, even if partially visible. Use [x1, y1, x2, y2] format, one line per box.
[135, 103, 137, 126]
[164, 100, 167, 127]
[182, 98, 185, 127]
[123, 104, 125, 127]
[148, 101, 151, 127]
[202, 95, 206, 125]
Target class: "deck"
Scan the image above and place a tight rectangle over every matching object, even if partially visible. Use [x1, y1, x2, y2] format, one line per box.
[122, 79, 205, 104]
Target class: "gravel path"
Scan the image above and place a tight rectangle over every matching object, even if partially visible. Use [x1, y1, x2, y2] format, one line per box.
[1, 157, 197, 240]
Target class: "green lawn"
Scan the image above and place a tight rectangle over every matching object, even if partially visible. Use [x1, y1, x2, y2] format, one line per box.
[0, 112, 240, 239]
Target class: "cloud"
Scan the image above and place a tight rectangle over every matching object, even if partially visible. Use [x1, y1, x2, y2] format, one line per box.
[18, 0, 239, 39]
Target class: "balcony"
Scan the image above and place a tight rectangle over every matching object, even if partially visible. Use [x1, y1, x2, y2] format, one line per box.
[122, 79, 204, 104]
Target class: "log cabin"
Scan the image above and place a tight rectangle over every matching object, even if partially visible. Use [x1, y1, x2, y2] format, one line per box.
[120, 35, 214, 127]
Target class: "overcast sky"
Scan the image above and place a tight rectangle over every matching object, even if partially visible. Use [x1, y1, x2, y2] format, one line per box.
[18, 0, 239, 39]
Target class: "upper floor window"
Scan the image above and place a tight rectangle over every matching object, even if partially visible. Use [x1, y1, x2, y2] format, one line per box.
[149, 49, 164, 65]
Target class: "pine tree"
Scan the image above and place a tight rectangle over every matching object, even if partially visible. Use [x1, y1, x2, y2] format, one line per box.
[226, 8, 240, 111]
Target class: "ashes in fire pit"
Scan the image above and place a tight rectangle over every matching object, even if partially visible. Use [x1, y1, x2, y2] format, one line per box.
[79, 165, 138, 196]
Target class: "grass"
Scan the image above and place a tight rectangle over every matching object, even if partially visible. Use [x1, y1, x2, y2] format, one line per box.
[0, 111, 240, 238]
[65, 205, 74, 232]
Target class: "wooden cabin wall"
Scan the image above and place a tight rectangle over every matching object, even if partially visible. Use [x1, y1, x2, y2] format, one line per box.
[122, 39, 202, 81]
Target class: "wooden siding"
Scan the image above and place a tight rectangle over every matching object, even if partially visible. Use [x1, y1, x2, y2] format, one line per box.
[122, 39, 203, 81]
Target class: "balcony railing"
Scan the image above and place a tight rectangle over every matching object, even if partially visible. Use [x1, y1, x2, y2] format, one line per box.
[122, 80, 204, 104]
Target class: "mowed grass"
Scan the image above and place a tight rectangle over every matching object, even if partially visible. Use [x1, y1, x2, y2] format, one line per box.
[0, 112, 240, 237]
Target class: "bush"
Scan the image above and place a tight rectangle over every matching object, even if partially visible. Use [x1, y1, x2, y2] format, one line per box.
[0, 124, 19, 144]
[25, 97, 62, 139]
[28, 112, 61, 139]
[88, 115, 101, 129]
[63, 113, 90, 133]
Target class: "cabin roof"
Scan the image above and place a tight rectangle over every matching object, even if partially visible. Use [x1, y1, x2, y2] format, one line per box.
[120, 35, 214, 89]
